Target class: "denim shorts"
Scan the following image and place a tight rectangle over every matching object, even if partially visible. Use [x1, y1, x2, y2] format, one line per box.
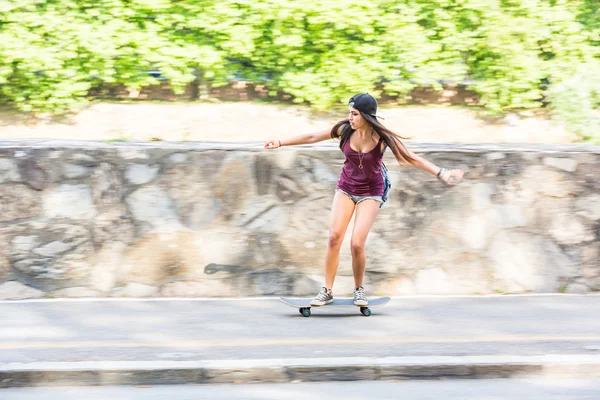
[336, 189, 383, 205]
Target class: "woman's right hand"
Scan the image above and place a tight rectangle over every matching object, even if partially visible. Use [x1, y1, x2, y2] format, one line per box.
[439, 168, 464, 185]
[264, 139, 281, 150]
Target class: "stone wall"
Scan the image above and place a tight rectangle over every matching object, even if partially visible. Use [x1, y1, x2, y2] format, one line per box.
[0, 140, 598, 299]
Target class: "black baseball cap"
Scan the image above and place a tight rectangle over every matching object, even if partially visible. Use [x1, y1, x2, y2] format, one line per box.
[348, 93, 383, 119]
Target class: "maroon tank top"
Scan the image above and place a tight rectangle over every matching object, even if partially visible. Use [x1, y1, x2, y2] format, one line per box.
[336, 135, 385, 196]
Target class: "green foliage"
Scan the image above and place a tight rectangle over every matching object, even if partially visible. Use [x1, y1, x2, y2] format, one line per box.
[547, 63, 600, 143]
[0, 0, 599, 141]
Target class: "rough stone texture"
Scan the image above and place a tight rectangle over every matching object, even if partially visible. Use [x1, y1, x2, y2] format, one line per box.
[0, 140, 598, 298]
[212, 157, 253, 222]
[125, 186, 181, 233]
[581, 244, 600, 291]
[0, 185, 41, 222]
[543, 157, 578, 172]
[15, 154, 52, 190]
[489, 231, 575, 292]
[575, 194, 600, 221]
[43, 185, 97, 220]
[0, 281, 44, 300]
[156, 160, 218, 230]
[6, 222, 93, 288]
[52, 286, 101, 298]
[89, 242, 127, 292]
[111, 283, 159, 297]
[125, 164, 159, 185]
[118, 231, 204, 286]
[566, 283, 589, 294]
[0, 157, 20, 183]
[62, 163, 91, 179]
[0, 234, 11, 283]
[92, 163, 123, 208]
[92, 209, 135, 248]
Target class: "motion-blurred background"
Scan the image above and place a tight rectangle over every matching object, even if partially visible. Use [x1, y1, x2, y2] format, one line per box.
[1, 2, 599, 398]
[1, 0, 598, 143]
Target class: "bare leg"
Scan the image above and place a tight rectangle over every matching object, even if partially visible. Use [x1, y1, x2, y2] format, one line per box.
[350, 199, 380, 288]
[324, 191, 356, 290]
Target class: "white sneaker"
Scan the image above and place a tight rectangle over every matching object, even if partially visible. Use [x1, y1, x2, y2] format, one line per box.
[310, 287, 333, 306]
[353, 286, 368, 306]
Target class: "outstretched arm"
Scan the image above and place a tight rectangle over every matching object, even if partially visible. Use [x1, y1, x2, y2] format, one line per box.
[406, 149, 464, 186]
[264, 128, 336, 149]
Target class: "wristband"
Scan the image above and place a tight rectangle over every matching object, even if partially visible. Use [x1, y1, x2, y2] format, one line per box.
[436, 168, 447, 179]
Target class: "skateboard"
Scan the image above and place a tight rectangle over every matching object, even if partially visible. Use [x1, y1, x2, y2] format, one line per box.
[279, 296, 391, 317]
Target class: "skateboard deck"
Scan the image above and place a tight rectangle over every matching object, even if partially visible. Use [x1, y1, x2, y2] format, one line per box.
[279, 296, 390, 317]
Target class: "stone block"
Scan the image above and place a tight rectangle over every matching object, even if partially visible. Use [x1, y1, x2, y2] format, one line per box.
[0, 281, 44, 300]
[93, 163, 123, 207]
[415, 267, 450, 295]
[111, 283, 158, 297]
[0, 252, 11, 283]
[471, 183, 495, 211]
[8, 222, 92, 282]
[0, 185, 41, 223]
[43, 185, 97, 220]
[125, 164, 159, 185]
[543, 157, 578, 172]
[492, 205, 526, 229]
[120, 231, 204, 285]
[15, 155, 51, 190]
[0, 158, 20, 182]
[126, 186, 180, 231]
[62, 164, 91, 179]
[488, 231, 574, 292]
[566, 283, 589, 293]
[167, 153, 187, 164]
[575, 194, 600, 221]
[52, 287, 101, 298]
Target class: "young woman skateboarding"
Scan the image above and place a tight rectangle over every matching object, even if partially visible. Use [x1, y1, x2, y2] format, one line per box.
[264, 93, 464, 307]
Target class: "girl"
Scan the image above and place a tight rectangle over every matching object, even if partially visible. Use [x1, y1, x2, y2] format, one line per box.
[264, 94, 464, 306]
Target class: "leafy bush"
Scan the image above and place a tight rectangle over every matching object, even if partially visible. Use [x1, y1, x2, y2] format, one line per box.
[0, 0, 599, 141]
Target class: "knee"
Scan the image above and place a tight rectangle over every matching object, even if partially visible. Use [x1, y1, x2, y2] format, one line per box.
[328, 231, 344, 249]
[350, 239, 365, 255]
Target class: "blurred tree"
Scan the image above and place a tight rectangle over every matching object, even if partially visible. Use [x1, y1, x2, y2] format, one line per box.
[0, 0, 598, 141]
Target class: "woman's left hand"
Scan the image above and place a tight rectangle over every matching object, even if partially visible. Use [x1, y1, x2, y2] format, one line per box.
[439, 169, 464, 185]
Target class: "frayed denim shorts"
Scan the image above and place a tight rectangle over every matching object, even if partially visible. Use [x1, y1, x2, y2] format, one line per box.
[336, 189, 383, 205]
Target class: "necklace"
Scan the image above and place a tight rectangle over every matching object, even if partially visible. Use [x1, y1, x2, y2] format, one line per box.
[354, 129, 376, 169]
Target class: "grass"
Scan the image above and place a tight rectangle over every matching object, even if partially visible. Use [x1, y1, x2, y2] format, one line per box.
[558, 285, 568, 293]
[105, 137, 130, 144]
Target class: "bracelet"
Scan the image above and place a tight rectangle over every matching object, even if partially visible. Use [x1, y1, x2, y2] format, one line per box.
[278, 140, 282, 147]
[436, 168, 447, 179]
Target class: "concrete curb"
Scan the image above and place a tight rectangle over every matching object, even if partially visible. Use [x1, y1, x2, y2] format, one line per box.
[1, 355, 599, 388]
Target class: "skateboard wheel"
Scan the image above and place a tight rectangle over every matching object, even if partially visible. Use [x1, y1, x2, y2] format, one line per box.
[299, 308, 305, 315]
[360, 307, 371, 316]
[301, 308, 311, 317]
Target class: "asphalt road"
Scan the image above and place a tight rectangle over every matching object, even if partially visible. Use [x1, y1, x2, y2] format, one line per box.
[1, 295, 599, 364]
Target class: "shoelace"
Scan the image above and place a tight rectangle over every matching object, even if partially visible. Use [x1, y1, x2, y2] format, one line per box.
[317, 288, 330, 300]
[354, 288, 366, 300]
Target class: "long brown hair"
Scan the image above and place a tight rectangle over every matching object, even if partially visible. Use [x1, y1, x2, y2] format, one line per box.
[330, 113, 416, 165]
